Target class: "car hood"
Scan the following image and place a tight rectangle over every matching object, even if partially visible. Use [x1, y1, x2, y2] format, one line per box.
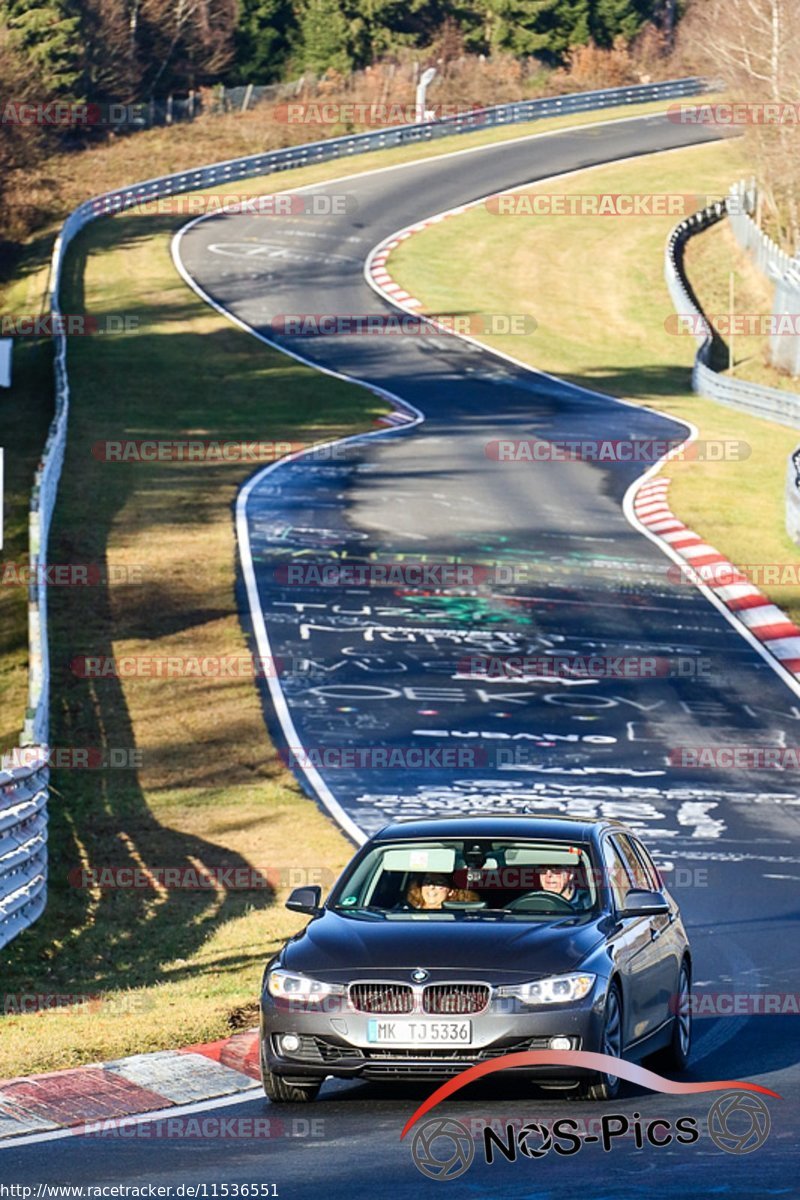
[281, 910, 608, 981]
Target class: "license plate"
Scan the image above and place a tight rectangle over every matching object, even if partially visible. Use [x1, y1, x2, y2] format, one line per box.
[366, 1018, 472, 1045]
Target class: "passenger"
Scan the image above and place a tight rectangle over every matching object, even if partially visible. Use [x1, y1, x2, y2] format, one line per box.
[405, 873, 480, 910]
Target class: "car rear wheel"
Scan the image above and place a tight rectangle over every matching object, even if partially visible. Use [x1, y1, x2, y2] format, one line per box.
[651, 959, 692, 1073]
[579, 982, 623, 1101]
[261, 1045, 321, 1103]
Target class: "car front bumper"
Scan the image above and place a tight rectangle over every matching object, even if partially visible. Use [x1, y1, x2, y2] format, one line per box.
[261, 985, 609, 1083]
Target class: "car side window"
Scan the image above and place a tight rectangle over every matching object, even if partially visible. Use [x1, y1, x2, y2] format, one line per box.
[601, 839, 631, 910]
[627, 837, 662, 891]
[614, 835, 652, 891]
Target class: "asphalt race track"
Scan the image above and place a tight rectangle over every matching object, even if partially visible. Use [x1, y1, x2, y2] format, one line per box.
[4, 114, 799, 1197]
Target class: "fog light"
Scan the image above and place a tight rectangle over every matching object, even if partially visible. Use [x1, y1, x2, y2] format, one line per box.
[280, 1033, 301, 1054]
[549, 1036, 572, 1051]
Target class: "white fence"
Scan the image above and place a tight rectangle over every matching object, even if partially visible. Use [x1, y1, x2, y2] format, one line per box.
[727, 178, 800, 379]
[1, 75, 709, 949]
[664, 198, 800, 428]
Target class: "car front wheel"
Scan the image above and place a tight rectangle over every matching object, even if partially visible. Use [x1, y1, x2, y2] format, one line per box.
[261, 1045, 321, 1103]
[579, 982, 623, 1101]
[651, 959, 692, 1073]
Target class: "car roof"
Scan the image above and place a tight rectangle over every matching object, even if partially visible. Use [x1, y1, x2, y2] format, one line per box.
[370, 813, 629, 844]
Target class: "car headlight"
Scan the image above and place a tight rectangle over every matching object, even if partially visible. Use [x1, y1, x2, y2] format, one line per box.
[266, 969, 345, 1003]
[497, 973, 595, 1005]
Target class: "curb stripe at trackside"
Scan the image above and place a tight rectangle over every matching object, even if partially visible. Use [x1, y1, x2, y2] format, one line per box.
[0, 1035, 260, 1143]
[363, 156, 800, 698]
[632, 487, 800, 674]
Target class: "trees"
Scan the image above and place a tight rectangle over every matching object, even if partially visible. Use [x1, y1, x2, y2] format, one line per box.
[230, 0, 294, 83]
[5, 0, 83, 96]
[135, 0, 237, 94]
[679, 0, 800, 250]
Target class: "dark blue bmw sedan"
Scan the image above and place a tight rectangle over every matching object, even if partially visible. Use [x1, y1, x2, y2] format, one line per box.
[260, 814, 692, 1102]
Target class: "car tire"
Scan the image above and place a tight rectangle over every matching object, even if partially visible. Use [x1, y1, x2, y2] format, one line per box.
[651, 958, 692, 1073]
[261, 1045, 321, 1103]
[579, 982, 624, 1101]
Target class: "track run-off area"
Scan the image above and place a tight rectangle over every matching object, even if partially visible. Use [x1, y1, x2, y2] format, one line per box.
[4, 113, 799, 1198]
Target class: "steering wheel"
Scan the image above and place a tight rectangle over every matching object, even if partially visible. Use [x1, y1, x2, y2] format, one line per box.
[505, 890, 575, 913]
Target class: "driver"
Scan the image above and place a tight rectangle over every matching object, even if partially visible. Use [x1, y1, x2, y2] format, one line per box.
[539, 863, 591, 909]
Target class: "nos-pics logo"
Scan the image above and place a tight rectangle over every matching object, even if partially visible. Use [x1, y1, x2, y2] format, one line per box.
[410, 1091, 773, 1180]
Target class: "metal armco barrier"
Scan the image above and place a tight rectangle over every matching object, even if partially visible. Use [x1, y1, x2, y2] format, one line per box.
[0, 754, 48, 950]
[3, 75, 707, 948]
[664, 198, 800, 428]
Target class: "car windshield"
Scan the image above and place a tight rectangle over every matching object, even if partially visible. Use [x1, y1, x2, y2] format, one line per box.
[329, 839, 599, 919]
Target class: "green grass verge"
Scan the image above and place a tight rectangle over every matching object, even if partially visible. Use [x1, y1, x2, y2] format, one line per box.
[388, 138, 800, 625]
[0, 207, 386, 1077]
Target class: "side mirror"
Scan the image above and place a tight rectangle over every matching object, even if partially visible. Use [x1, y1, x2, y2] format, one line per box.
[285, 886, 323, 916]
[621, 889, 670, 917]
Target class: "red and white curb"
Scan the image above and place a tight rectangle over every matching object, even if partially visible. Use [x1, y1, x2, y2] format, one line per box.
[634, 478, 800, 677]
[0, 1030, 260, 1140]
[366, 206, 473, 314]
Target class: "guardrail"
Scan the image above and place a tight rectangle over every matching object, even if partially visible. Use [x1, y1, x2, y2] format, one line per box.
[0, 754, 48, 950]
[664, 198, 800, 429]
[3, 74, 708, 948]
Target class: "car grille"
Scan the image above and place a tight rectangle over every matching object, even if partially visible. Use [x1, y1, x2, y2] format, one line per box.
[422, 984, 490, 1015]
[349, 983, 414, 1014]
